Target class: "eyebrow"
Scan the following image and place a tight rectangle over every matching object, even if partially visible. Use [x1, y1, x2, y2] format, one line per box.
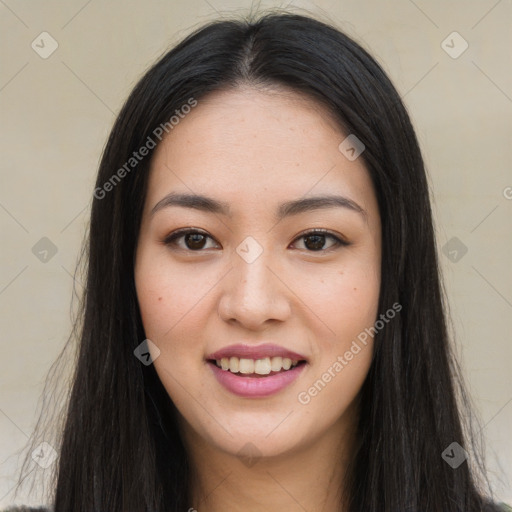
[150, 192, 367, 222]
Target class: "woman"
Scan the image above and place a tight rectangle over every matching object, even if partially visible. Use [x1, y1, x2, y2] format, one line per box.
[9, 11, 509, 512]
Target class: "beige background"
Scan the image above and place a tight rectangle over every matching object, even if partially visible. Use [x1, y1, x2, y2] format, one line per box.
[1, 0, 511, 507]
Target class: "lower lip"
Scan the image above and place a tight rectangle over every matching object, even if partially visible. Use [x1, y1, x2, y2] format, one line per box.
[208, 361, 306, 398]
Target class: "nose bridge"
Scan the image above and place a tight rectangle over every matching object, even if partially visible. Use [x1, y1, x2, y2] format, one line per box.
[218, 236, 290, 326]
[233, 238, 276, 305]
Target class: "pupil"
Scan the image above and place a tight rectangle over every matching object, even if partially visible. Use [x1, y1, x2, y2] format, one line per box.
[186, 233, 206, 250]
[305, 234, 325, 251]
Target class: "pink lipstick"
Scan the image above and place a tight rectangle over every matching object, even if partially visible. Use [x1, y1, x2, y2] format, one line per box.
[206, 343, 308, 398]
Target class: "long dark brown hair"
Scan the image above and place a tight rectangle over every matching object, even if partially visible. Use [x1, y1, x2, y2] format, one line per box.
[15, 10, 502, 511]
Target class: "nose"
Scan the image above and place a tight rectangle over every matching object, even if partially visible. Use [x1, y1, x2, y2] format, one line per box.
[217, 248, 291, 330]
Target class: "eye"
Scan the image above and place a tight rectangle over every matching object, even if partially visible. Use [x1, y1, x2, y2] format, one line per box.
[162, 228, 219, 251]
[290, 229, 349, 252]
[163, 228, 349, 253]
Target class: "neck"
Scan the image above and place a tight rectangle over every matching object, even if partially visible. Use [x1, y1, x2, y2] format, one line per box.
[181, 413, 358, 512]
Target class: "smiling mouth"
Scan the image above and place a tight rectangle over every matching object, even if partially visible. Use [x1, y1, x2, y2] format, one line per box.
[208, 356, 307, 377]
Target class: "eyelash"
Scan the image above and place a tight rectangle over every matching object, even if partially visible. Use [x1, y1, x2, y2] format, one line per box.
[162, 228, 350, 253]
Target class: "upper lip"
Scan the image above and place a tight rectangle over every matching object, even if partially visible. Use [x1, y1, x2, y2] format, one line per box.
[207, 343, 308, 362]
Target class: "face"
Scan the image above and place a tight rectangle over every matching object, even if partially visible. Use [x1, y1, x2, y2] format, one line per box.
[134, 86, 381, 461]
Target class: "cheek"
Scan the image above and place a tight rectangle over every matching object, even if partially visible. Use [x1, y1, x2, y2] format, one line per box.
[135, 253, 216, 342]
[135, 256, 212, 406]
[300, 257, 380, 346]
[317, 270, 379, 319]
[296, 269, 378, 419]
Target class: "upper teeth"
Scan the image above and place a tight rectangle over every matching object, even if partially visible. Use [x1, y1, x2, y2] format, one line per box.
[215, 356, 299, 375]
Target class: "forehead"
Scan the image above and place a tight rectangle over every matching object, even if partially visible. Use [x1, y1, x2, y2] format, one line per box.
[145, 86, 376, 218]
